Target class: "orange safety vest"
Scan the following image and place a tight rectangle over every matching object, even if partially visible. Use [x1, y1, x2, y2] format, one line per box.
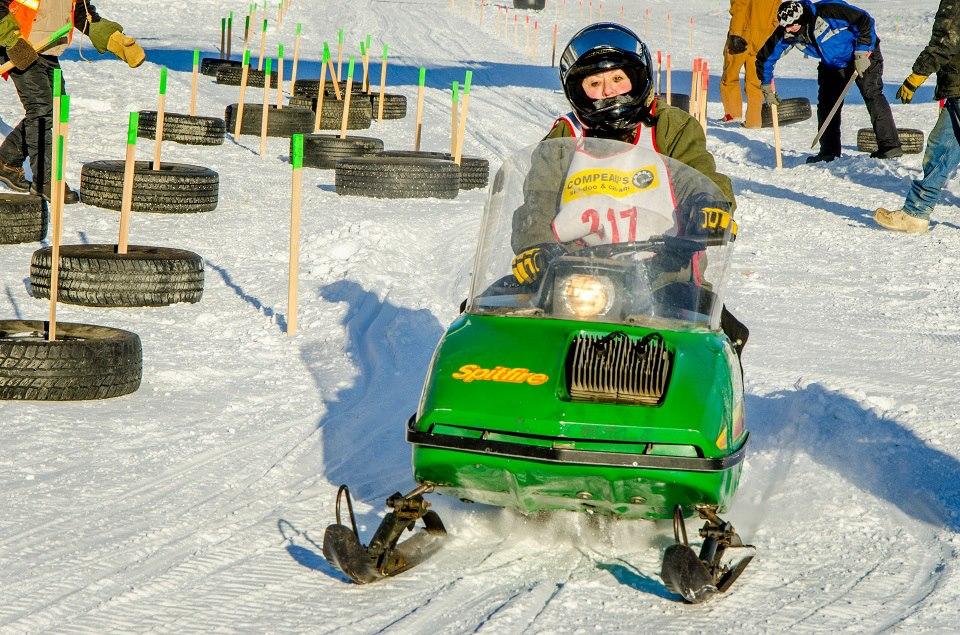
[9, 0, 75, 49]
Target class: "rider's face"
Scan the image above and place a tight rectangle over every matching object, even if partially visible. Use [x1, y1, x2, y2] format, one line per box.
[785, 23, 801, 33]
[581, 68, 633, 100]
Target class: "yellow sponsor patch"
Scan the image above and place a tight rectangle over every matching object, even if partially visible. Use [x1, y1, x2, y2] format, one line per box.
[562, 165, 659, 203]
[452, 364, 549, 386]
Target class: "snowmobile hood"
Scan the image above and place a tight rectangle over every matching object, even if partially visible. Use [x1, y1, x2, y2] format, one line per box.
[414, 313, 742, 458]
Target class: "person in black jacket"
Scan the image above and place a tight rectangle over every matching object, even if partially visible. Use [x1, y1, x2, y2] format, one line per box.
[756, 0, 901, 163]
[875, 0, 960, 233]
[0, 0, 144, 203]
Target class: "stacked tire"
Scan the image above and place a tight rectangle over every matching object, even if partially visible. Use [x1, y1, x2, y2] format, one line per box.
[761, 97, 812, 127]
[30, 245, 205, 307]
[80, 161, 219, 214]
[336, 156, 460, 199]
[282, 98, 373, 130]
[0, 193, 46, 244]
[299, 135, 384, 169]
[138, 111, 226, 146]
[201, 57, 241, 77]
[857, 128, 925, 154]
[375, 150, 489, 190]
[224, 104, 315, 136]
[0, 320, 142, 401]
[293, 79, 367, 98]
[216, 65, 278, 87]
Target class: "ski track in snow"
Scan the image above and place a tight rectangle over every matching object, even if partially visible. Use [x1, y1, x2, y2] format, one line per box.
[3, 0, 960, 631]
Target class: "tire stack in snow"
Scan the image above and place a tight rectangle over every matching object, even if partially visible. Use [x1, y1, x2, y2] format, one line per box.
[216, 65, 278, 88]
[80, 160, 219, 214]
[761, 97, 812, 127]
[224, 103, 316, 136]
[0, 193, 46, 244]
[137, 110, 226, 146]
[298, 135, 384, 169]
[857, 128, 925, 154]
[284, 97, 374, 130]
[201, 57, 241, 77]
[292, 81, 408, 121]
[376, 151, 490, 190]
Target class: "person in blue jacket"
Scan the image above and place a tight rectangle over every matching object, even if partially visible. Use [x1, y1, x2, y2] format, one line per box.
[756, 0, 901, 163]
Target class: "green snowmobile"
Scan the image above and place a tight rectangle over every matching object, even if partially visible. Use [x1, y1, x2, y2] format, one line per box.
[323, 138, 752, 603]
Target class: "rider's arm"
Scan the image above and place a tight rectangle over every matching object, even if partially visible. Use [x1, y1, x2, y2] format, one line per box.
[510, 121, 574, 253]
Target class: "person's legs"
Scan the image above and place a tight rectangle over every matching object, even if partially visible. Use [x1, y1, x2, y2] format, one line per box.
[14, 55, 59, 193]
[816, 62, 847, 157]
[902, 99, 960, 219]
[856, 45, 901, 155]
[743, 54, 763, 128]
[720, 50, 746, 121]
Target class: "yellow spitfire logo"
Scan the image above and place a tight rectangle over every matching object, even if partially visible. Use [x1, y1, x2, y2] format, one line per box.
[452, 364, 549, 386]
[561, 165, 659, 203]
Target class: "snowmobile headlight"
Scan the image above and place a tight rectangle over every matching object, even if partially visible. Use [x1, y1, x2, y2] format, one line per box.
[557, 274, 615, 318]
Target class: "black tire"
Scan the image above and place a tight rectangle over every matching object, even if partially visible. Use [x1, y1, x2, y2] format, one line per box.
[80, 160, 219, 214]
[279, 97, 373, 130]
[300, 135, 384, 169]
[857, 128, 925, 154]
[370, 93, 407, 120]
[216, 65, 278, 88]
[0, 319, 141, 401]
[513, 0, 546, 9]
[30, 244, 204, 307]
[336, 156, 460, 199]
[137, 111, 226, 146]
[761, 97, 812, 127]
[224, 103, 317, 136]
[293, 78, 367, 98]
[0, 193, 46, 244]
[658, 93, 690, 113]
[201, 57, 241, 77]
[376, 150, 489, 190]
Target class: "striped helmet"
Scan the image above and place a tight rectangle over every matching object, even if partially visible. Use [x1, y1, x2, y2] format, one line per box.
[777, 1, 805, 27]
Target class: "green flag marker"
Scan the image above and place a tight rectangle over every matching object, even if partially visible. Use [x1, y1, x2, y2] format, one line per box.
[338, 29, 344, 44]
[279, 43, 284, 58]
[322, 42, 330, 63]
[55, 135, 64, 181]
[159, 67, 168, 95]
[59, 94, 70, 123]
[418, 66, 426, 87]
[452, 80, 459, 103]
[359, 41, 365, 57]
[347, 56, 355, 80]
[291, 133, 304, 169]
[228, 12, 233, 27]
[127, 111, 139, 146]
[244, 15, 250, 34]
[463, 70, 473, 94]
[262, 18, 268, 33]
[296, 23, 302, 36]
[52, 68, 62, 98]
[265, 56, 272, 75]
[243, 49, 251, 66]
[365, 34, 372, 51]
[193, 48, 200, 67]
[382, 44, 388, 61]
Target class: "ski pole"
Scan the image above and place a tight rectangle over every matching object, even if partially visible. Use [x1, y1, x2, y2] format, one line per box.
[810, 71, 858, 149]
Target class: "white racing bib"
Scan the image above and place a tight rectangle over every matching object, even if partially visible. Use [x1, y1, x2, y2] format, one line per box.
[551, 120, 677, 246]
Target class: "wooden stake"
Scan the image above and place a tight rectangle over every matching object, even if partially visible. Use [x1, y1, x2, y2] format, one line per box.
[52, 68, 62, 149]
[290, 24, 302, 97]
[364, 34, 372, 93]
[153, 67, 167, 170]
[220, 17, 226, 60]
[360, 42, 369, 96]
[243, 14, 251, 50]
[772, 104, 783, 169]
[257, 18, 267, 70]
[339, 57, 356, 140]
[234, 50, 251, 138]
[336, 28, 344, 81]
[665, 54, 672, 106]
[47, 96, 69, 342]
[327, 56, 342, 100]
[377, 44, 389, 121]
[454, 71, 472, 164]
[314, 45, 330, 132]
[261, 57, 273, 156]
[287, 134, 304, 336]
[276, 44, 285, 109]
[700, 62, 709, 132]
[190, 49, 199, 116]
[551, 23, 558, 67]
[691, 58, 701, 117]
[450, 80, 459, 155]
[118, 112, 138, 256]
[226, 13, 233, 60]
[667, 12, 672, 47]
[655, 50, 661, 97]
[414, 66, 426, 150]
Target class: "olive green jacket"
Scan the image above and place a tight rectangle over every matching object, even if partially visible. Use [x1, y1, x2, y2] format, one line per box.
[912, 0, 960, 99]
[511, 99, 736, 253]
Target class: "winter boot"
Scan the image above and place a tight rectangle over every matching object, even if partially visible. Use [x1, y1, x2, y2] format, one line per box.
[874, 208, 929, 234]
[31, 182, 80, 205]
[870, 146, 904, 159]
[0, 161, 30, 193]
[720, 114, 741, 126]
[805, 151, 838, 164]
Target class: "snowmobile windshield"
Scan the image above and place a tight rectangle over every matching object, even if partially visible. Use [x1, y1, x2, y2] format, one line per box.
[468, 137, 738, 331]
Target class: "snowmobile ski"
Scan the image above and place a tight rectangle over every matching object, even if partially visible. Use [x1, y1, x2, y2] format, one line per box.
[660, 505, 755, 603]
[322, 484, 446, 584]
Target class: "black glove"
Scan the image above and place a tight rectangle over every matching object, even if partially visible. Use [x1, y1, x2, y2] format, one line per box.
[7, 37, 38, 70]
[511, 243, 565, 285]
[726, 34, 748, 55]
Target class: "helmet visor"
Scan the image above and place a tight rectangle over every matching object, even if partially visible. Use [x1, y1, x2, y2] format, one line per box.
[560, 24, 648, 78]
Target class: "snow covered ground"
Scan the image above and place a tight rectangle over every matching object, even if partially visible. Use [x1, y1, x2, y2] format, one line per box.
[3, 0, 960, 630]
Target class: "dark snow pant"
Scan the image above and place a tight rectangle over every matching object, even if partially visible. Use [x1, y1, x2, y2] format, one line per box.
[816, 45, 899, 157]
[0, 53, 63, 191]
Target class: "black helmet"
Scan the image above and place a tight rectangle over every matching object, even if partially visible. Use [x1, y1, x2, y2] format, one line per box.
[559, 22, 653, 133]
